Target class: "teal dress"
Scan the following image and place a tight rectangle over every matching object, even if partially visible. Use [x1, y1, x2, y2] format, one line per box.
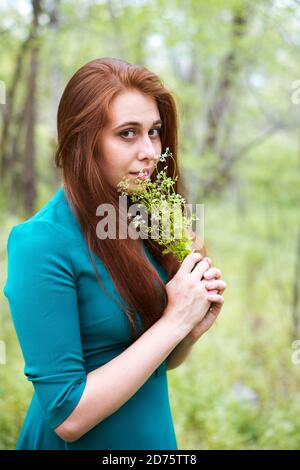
[3, 186, 178, 450]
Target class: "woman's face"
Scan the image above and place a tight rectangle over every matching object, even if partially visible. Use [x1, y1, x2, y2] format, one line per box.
[99, 89, 162, 193]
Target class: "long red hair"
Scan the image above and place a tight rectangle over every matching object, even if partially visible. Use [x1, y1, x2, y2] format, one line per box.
[55, 57, 207, 340]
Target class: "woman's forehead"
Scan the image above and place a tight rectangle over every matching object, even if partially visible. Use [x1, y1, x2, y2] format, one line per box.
[108, 91, 160, 127]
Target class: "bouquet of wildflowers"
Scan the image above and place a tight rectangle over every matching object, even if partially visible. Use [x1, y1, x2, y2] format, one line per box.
[117, 148, 199, 262]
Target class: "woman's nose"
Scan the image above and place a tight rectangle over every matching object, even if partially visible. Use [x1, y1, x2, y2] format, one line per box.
[137, 137, 157, 160]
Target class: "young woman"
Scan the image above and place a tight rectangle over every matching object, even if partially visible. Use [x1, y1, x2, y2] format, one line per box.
[4, 57, 226, 450]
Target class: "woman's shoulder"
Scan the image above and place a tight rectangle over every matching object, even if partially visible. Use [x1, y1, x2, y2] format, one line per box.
[5, 221, 72, 283]
[7, 186, 84, 253]
[4, 207, 78, 299]
[7, 219, 64, 252]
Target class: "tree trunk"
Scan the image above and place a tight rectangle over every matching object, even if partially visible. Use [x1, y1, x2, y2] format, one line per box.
[0, 33, 33, 191]
[49, 0, 62, 189]
[23, 0, 42, 215]
[196, 6, 249, 200]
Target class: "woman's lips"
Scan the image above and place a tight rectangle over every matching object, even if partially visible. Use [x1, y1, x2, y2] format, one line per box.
[129, 169, 150, 179]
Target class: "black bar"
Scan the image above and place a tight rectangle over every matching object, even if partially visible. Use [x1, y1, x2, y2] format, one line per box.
[0, 450, 299, 465]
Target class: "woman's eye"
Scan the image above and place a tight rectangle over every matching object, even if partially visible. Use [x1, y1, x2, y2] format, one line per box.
[120, 127, 162, 139]
[149, 127, 162, 137]
[120, 129, 135, 138]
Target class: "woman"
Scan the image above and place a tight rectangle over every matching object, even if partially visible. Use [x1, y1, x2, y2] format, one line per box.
[3, 57, 226, 450]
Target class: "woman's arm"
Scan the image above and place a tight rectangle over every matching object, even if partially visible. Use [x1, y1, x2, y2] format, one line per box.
[5, 221, 187, 444]
[166, 336, 196, 371]
[55, 315, 186, 442]
[166, 268, 227, 371]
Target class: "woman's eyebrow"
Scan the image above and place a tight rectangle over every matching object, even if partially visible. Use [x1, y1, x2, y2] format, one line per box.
[113, 119, 162, 130]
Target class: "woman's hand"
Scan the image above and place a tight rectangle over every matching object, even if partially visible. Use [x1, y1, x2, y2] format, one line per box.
[162, 253, 217, 337]
[184, 261, 226, 344]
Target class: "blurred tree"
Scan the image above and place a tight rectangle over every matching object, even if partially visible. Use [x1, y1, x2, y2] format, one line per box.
[23, 0, 42, 214]
[0, 0, 42, 215]
[0, 23, 33, 211]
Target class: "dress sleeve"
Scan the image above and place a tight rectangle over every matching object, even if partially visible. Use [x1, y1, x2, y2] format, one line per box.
[3, 220, 87, 430]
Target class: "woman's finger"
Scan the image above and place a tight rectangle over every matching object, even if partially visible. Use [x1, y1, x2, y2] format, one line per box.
[205, 280, 227, 291]
[207, 293, 224, 303]
[203, 268, 222, 280]
[206, 288, 218, 295]
[178, 252, 203, 276]
[190, 257, 212, 281]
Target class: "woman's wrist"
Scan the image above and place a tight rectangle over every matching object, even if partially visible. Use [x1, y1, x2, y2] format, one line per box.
[159, 309, 191, 344]
[180, 335, 197, 348]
